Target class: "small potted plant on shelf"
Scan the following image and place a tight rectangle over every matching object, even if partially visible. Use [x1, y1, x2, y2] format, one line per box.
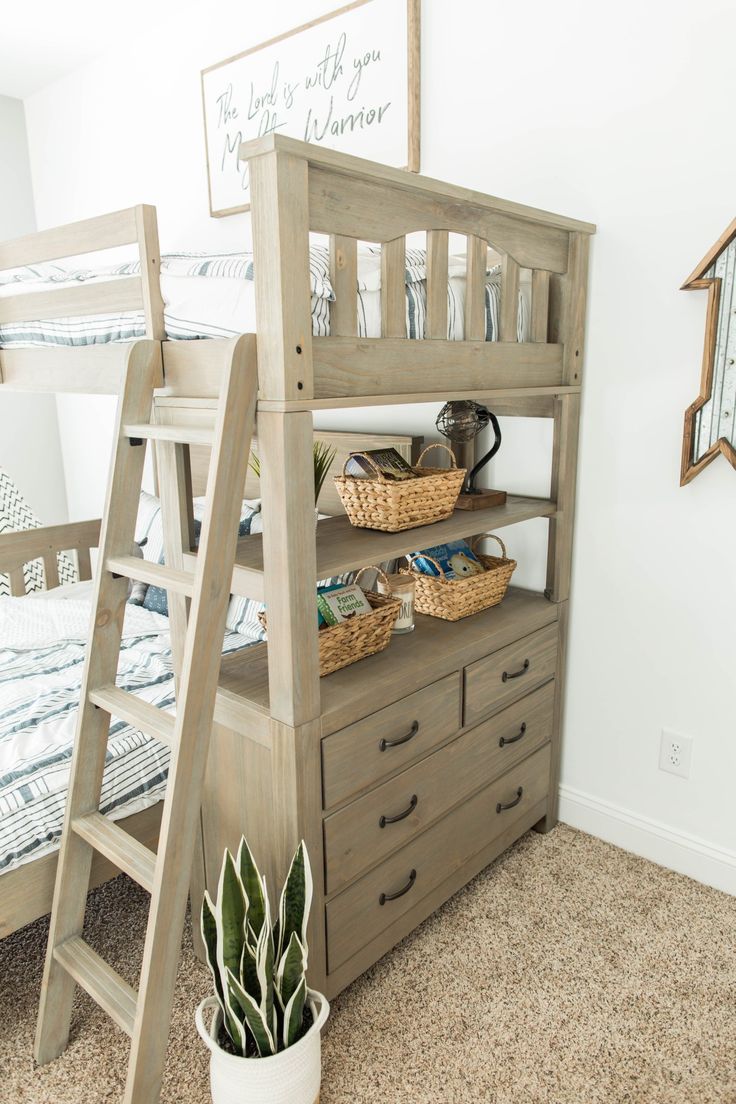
[196, 838, 329, 1104]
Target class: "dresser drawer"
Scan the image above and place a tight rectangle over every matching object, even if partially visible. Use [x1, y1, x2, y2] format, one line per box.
[326, 744, 551, 973]
[321, 673, 461, 810]
[464, 622, 558, 727]
[324, 681, 553, 893]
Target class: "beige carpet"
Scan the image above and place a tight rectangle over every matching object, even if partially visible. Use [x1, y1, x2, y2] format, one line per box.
[1, 825, 734, 1104]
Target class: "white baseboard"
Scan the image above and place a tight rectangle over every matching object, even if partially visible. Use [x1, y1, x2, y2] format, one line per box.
[558, 785, 736, 896]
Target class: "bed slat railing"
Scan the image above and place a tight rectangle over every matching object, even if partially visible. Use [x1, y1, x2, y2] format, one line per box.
[0, 204, 164, 391]
[242, 136, 595, 405]
[329, 235, 358, 337]
[0, 518, 102, 595]
[0, 278, 145, 326]
[426, 230, 449, 339]
[500, 255, 520, 342]
[307, 164, 571, 273]
[381, 237, 406, 337]
[465, 235, 487, 340]
[531, 270, 551, 343]
[0, 209, 140, 271]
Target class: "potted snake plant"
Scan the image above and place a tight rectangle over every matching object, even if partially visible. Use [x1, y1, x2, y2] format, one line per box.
[196, 839, 329, 1104]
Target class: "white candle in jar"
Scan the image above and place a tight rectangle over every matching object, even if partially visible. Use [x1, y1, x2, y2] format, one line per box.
[378, 573, 415, 633]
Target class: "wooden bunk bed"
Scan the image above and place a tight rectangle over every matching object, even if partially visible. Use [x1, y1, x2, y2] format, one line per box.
[0, 204, 419, 939]
[0, 208, 167, 937]
[158, 134, 595, 998]
[0, 138, 594, 1009]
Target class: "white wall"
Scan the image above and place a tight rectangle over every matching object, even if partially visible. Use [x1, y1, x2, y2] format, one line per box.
[0, 95, 67, 524]
[23, 0, 736, 889]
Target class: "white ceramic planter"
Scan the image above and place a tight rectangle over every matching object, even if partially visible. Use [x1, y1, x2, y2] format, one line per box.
[195, 990, 329, 1104]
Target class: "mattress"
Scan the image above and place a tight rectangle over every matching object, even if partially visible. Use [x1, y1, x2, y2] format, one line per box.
[0, 591, 257, 875]
[0, 247, 530, 349]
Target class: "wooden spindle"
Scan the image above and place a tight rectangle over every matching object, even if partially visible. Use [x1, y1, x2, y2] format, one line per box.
[426, 230, 449, 338]
[77, 546, 92, 582]
[465, 235, 487, 340]
[381, 237, 406, 337]
[43, 553, 60, 590]
[531, 270, 551, 343]
[9, 566, 25, 596]
[500, 255, 520, 341]
[329, 235, 358, 337]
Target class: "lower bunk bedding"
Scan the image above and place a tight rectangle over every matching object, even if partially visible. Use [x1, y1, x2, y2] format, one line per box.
[0, 246, 530, 347]
[0, 589, 259, 877]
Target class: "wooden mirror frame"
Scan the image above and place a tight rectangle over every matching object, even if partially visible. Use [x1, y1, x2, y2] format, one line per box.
[681, 217, 736, 485]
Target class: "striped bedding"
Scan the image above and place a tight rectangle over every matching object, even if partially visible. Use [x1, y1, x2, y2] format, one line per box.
[0, 594, 257, 875]
[0, 247, 529, 348]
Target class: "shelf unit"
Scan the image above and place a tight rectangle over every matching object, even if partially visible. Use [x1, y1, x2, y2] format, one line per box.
[155, 135, 594, 997]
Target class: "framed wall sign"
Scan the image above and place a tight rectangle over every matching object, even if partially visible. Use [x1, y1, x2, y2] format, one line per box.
[201, 0, 420, 217]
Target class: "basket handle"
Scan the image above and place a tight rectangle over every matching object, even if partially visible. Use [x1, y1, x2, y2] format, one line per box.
[341, 451, 388, 480]
[403, 552, 448, 581]
[415, 442, 458, 469]
[354, 565, 390, 592]
[470, 533, 508, 559]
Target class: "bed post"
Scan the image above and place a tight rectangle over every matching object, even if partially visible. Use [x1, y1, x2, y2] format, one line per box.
[248, 147, 327, 987]
[537, 231, 589, 833]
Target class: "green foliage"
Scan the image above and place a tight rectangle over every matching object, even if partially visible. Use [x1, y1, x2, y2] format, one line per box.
[201, 839, 312, 1058]
[249, 442, 337, 505]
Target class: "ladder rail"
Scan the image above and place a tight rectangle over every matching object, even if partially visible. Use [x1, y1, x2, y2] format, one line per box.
[35, 339, 160, 1065]
[35, 334, 260, 1104]
[125, 334, 257, 1103]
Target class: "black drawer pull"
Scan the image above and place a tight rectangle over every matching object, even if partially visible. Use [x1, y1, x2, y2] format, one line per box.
[379, 794, 418, 828]
[379, 720, 419, 752]
[499, 722, 526, 748]
[379, 868, 417, 905]
[502, 659, 530, 683]
[496, 786, 523, 813]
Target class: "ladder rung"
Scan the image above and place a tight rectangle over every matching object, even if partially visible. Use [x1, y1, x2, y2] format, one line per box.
[89, 685, 175, 748]
[72, 811, 157, 892]
[106, 556, 194, 596]
[123, 423, 215, 446]
[54, 937, 137, 1036]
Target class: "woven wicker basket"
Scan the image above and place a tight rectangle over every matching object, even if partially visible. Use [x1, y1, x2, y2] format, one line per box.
[333, 444, 466, 532]
[403, 535, 517, 622]
[259, 568, 401, 677]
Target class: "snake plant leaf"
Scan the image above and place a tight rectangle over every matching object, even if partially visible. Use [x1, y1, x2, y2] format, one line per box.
[256, 916, 275, 1040]
[240, 939, 261, 1006]
[215, 849, 249, 1053]
[201, 891, 225, 1009]
[282, 976, 307, 1050]
[227, 969, 276, 1057]
[276, 931, 306, 1009]
[216, 849, 246, 979]
[204, 888, 247, 1055]
[276, 841, 312, 966]
[216, 847, 247, 980]
[237, 837, 265, 938]
[203, 888, 248, 1051]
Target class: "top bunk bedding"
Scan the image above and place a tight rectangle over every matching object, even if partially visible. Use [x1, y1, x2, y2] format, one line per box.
[0, 246, 530, 349]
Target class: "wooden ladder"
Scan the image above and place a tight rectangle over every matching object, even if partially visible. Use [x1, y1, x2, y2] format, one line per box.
[34, 335, 258, 1104]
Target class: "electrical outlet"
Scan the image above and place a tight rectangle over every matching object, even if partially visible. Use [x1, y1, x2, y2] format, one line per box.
[659, 729, 693, 779]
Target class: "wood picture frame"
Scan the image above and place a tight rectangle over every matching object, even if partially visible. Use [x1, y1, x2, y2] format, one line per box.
[201, 0, 420, 217]
[680, 217, 736, 485]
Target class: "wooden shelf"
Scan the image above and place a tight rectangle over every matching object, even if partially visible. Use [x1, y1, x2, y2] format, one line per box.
[218, 586, 558, 737]
[228, 496, 556, 600]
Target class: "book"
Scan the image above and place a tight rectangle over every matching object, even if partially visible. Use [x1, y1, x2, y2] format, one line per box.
[317, 583, 373, 626]
[411, 539, 485, 581]
[344, 448, 418, 481]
